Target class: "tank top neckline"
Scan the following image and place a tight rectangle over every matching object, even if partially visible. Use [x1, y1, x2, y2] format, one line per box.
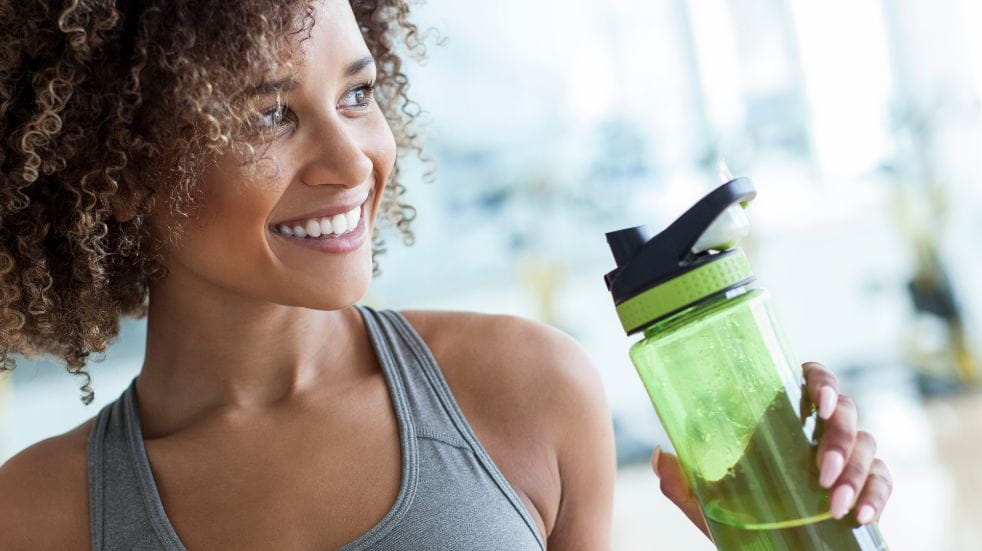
[117, 304, 420, 550]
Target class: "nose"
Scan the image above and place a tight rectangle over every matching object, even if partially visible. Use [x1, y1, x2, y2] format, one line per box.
[298, 119, 373, 190]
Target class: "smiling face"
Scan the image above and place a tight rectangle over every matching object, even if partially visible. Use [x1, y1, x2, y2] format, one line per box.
[148, 0, 396, 311]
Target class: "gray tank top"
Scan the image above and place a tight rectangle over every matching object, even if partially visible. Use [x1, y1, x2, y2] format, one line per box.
[86, 305, 546, 550]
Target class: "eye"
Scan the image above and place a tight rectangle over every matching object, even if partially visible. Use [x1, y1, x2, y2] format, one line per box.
[338, 82, 375, 110]
[258, 100, 293, 129]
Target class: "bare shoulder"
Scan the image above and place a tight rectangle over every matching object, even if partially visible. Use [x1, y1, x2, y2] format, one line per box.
[398, 309, 607, 425]
[0, 417, 95, 550]
[399, 309, 615, 548]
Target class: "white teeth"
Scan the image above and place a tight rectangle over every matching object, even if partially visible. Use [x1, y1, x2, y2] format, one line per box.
[331, 213, 347, 235]
[345, 207, 359, 230]
[319, 216, 333, 235]
[274, 204, 362, 238]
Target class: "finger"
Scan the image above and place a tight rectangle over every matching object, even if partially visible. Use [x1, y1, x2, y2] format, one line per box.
[803, 362, 840, 419]
[816, 394, 858, 489]
[829, 431, 876, 519]
[652, 448, 709, 536]
[853, 458, 893, 524]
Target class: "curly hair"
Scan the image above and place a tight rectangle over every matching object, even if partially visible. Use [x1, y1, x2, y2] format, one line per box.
[0, 0, 427, 404]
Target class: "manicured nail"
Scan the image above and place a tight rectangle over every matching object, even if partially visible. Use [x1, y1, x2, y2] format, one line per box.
[819, 451, 844, 488]
[830, 485, 855, 519]
[652, 446, 662, 478]
[819, 386, 837, 419]
[856, 505, 875, 524]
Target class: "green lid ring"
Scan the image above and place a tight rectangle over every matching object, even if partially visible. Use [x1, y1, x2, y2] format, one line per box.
[615, 249, 754, 334]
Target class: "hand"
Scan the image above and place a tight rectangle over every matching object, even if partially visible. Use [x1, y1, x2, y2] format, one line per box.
[802, 361, 893, 523]
[651, 446, 710, 537]
[650, 361, 893, 535]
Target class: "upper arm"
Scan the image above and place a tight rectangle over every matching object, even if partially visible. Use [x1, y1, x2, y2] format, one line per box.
[0, 423, 92, 550]
[520, 321, 616, 551]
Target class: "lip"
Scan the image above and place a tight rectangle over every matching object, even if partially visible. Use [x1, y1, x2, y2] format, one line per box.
[268, 193, 370, 229]
[269, 200, 369, 255]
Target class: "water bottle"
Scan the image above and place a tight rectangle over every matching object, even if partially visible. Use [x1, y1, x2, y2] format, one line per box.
[603, 177, 889, 550]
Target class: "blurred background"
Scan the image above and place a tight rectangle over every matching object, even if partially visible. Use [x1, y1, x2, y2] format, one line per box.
[4, 0, 982, 548]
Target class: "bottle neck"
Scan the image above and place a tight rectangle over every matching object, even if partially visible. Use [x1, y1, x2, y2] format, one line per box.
[641, 282, 757, 339]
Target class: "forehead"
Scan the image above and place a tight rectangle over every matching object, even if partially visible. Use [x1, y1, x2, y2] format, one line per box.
[291, 0, 370, 69]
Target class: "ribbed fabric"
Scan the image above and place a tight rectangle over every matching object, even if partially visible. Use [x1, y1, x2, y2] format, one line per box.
[87, 305, 545, 550]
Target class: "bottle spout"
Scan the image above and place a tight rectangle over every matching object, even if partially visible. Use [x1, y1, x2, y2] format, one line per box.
[691, 203, 751, 254]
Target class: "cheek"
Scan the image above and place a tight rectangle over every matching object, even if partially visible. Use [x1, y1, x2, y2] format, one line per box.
[160, 165, 283, 267]
[196, 167, 274, 230]
[368, 116, 397, 180]
[367, 118, 396, 214]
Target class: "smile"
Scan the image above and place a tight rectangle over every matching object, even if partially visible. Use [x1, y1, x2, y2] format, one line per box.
[268, 197, 371, 255]
[270, 204, 361, 239]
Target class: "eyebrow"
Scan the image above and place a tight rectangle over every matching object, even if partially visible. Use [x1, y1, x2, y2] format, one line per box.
[247, 55, 376, 97]
[344, 55, 375, 77]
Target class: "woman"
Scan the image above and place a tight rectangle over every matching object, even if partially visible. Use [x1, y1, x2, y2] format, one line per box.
[0, 0, 891, 549]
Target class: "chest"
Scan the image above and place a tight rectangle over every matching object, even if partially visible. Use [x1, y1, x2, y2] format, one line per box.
[128, 344, 557, 551]
[143, 376, 402, 550]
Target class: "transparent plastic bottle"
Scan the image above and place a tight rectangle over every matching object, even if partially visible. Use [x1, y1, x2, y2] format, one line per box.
[604, 178, 889, 550]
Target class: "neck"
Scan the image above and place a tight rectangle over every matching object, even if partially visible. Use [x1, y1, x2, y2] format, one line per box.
[135, 272, 368, 435]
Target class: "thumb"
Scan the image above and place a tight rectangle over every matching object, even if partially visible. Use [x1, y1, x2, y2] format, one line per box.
[651, 447, 711, 537]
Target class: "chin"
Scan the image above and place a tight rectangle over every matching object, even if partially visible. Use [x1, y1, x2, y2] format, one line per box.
[293, 259, 374, 311]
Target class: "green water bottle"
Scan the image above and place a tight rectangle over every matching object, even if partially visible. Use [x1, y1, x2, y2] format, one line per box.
[603, 178, 889, 550]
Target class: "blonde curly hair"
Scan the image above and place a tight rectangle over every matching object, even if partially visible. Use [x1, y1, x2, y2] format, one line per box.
[0, 0, 426, 404]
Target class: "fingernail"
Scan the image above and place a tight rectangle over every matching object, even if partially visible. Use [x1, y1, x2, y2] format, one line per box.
[830, 485, 855, 519]
[819, 451, 844, 488]
[819, 386, 837, 419]
[856, 505, 875, 524]
[652, 446, 662, 478]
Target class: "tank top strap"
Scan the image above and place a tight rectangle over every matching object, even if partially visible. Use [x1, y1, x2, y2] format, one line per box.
[354, 305, 545, 549]
[354, 304, 465, 442]
[87, 380, 178, 550]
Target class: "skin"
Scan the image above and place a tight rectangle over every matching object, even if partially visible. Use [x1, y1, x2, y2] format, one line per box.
[0, 0, 890, 549]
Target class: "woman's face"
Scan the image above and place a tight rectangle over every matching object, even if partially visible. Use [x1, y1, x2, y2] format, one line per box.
[150, 0, 396, 311]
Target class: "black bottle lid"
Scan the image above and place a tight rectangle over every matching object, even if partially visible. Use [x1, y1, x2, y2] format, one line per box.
[604, 178, 758, 333]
